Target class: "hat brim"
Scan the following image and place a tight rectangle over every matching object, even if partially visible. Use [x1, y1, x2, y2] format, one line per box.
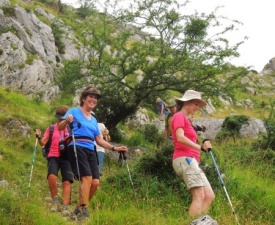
[167, 104, 176, 108]
[175, 98, 207, 107]
[87, 91, 102, 99]
[55, 113, 64, 119]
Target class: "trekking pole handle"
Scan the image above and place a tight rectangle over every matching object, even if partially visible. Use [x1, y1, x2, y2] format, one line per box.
[70, 122, 73, 130]
[202, 139, 212, 152]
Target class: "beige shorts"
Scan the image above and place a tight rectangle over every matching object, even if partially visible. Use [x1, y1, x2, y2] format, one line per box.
[173, 156, 211, 190]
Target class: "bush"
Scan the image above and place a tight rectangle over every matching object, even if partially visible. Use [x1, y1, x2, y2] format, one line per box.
[216, 115, 249, 142]
[51, 23, 65, 54]
[143, 124, 159, 143]
[254, 101, 275, 151]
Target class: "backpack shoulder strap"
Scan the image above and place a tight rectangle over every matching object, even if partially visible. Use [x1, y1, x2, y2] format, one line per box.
[48, 124, 54, 147]
[91, 111, 99, 122]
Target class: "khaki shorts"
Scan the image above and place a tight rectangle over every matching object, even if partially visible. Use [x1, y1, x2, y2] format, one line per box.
[173, 156, 211, 190]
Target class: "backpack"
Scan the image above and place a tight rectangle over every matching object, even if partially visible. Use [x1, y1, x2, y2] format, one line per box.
[42, 125, 54, 158]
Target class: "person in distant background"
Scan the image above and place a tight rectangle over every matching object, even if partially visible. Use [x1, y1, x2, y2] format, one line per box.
[95, 123, 109, 176]
[156, 97, 168, 120]
[164, 99, 177, 140]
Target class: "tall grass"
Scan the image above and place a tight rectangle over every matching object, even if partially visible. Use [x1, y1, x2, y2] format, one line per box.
[0, 88, 274, 225]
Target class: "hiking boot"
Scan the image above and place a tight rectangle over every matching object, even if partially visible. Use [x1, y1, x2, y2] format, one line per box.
[82, 207, 90, 220]
[60, 205, 70, 216]
[51, 202, 61, 212]
[69, 207, 81, 221]
[50, 198, 61, 212]
[190, 215, 218, 225]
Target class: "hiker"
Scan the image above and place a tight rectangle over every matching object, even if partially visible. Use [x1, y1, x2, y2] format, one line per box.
[58, 85, 128, 220]
[164, 99, 177, 140]
[95, 123, 109, 176]
[171, 90, 215, 218]
[156, 97, 168, 120]
[35, 105, 73, 216]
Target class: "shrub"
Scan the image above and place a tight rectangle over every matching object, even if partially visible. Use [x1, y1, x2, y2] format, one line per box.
[254, 100, 275, 151]
[2, 6, 16, 17]
[216, 115, 249, 142]
[143, 124, 159, 143]
[25, 54, 37, 65]
[51, 23, 65, 54]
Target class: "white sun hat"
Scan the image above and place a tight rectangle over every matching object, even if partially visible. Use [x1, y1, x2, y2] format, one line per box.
[175, 90, 207, 107]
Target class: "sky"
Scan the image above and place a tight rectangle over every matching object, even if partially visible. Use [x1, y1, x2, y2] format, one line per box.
[62, 0, 275, 72]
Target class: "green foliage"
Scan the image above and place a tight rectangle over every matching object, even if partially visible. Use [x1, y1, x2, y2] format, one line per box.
[76, 2, 96, 19]
[25, 53, 37, 65]
[0, 26, 18, 36]
[216, 115, 249, 142]
[0, 88, 274, 224]
[143, 124, 160, 144]
[2, 6, 16, 17]
[254, 100, 275, 151]
[51, 22, 65, 54]
[123, 132, 148, 147]
[53, 0, 247, 131]
[55, 59, 86, 96]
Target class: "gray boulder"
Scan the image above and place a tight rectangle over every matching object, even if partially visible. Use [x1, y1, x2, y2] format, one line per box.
[194, 118, 266, 140]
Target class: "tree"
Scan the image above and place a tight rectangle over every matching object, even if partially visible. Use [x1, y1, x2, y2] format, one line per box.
[58, 0, 247, 132]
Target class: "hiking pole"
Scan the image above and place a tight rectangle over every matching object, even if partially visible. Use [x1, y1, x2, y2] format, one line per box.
[70, 123, 85, 207]
[206, 146, 240, 225]
[27, 135, 38, 198]
[106, 150, 111, 173]
[119, 151, 137, 200]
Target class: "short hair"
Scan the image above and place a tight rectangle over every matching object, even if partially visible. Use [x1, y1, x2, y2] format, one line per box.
[55, 105, 69, 118]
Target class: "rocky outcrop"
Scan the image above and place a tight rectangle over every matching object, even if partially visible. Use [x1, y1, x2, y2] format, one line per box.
[262, 57, 275, 73]
[127, 108, 267, 140]
[0, 2, 85, 102]
[194, 118, 266, 140]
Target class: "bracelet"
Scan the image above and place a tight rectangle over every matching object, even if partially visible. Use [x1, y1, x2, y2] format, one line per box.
[111, 146, 115, 151]
[201, 145, 206, 152]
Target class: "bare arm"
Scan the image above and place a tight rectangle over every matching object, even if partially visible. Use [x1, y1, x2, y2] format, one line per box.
[175, 128, 211, 152]
[58, 114, 73, 131]
[35, 129, 49, 146]
[95, 135, 128, 152]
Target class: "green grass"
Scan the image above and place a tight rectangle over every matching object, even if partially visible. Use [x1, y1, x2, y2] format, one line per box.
[0, 88, 275, 225]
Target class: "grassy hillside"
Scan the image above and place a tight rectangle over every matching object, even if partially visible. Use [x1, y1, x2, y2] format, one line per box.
[0, 87, 274, 225]
[1, 0, 275, 224]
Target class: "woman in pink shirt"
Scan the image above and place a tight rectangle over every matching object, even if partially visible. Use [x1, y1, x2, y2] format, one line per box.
[171, 90, 215, 218]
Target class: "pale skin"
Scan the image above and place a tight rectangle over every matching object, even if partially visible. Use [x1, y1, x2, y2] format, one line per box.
[175, 99, 215, 217]
[35, 120, 71, 206]
[58, 93, 128, 208]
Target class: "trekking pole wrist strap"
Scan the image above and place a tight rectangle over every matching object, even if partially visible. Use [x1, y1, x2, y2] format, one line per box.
[111, 146, 115, 151]
[201, 145, 206, 152]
